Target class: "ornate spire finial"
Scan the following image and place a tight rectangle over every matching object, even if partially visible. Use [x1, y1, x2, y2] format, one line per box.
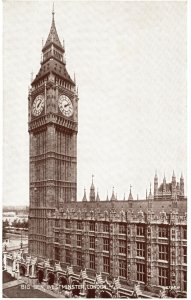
[155, 169, 158, 178]
[52, 2, 55, 18]
[150, 183, 152, 193]
[146, 189, 148, 199]
[92, 174, 94, 184]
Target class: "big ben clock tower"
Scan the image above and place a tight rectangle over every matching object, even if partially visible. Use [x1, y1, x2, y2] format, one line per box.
[28, 10, 78, 258]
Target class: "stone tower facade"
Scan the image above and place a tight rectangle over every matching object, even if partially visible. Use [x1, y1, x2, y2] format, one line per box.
[28, 11, 78, 259]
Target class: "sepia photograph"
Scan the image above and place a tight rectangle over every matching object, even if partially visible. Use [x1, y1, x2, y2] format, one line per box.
[2, 0, 187, 298]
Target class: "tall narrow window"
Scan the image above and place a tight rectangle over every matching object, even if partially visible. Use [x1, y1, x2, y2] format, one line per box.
[119, 224, 126, 234]
[103, 238, 109, 251]
[103, 222, 109, 232]
[158, 226, 168, 238]
[137, 225, 145, 236]
[77, 252, 82, 267]
[159, 244, 168, 261]
[66, 250, 71, 264]
[77, 235, 82, 247]
[90, 236, 95, 249]
[137, 264, 146, 282]
[90, 254, 95, 270]
[119, 260, 126, 278]
[89, 222, 95, 231]
[159, 268, 168, 286]
[119, 240, 126, 254]
[137, 242, 145, 257]
[103, 257, 110, 273]
[66, 234, 71, 245]
[183, 271, 187, 291]
[183, 247, 187, 264]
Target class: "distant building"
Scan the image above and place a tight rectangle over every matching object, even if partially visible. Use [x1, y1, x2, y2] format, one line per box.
[3, 212, 28, 226]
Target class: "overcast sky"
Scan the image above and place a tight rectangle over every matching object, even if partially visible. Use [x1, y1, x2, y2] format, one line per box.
[3, 0, 187, 205]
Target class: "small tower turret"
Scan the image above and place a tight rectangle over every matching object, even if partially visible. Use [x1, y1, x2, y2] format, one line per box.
[89, 175, 95, 202]
[96, 189, 100, 201]
[163, 174, 166, 193]
[128, 185, 133, 201]
[154, 170, 158, 198]
[82, 188, 87, 202]
[110, 187, 116, 201]
[148, 183, 153, 211]
[180, 173, 184, 196]
[172, 170, 176, 198]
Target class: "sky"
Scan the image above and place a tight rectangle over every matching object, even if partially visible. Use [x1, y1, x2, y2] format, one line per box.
[3, 0, 187, 205]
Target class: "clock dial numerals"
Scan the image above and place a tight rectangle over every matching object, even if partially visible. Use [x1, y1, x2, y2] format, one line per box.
[58, 95, 73, 117]
[32, 95, 45, 116]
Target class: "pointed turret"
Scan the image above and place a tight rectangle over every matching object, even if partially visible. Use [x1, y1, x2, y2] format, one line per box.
[172, 170, 176, 198]
[96, 189, 100, 201]
[148, 183, 153, 200]
[180, 173, 184, 196]
[89, 175, 95, 202]
[82, 188, 87, 202]
[163, 173, 166, 193]
[110, 187, 116, 201]
[123, 193, 126, 201]
[128, 185, 133, 201]
[154, 170, 158, 198]
[106, 191, 109, 201]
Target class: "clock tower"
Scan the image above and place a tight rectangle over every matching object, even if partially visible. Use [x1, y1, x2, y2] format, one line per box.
[28, 10, 78, 258]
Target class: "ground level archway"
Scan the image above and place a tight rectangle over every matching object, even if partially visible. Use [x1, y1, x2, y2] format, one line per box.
[100, 290, 112, 298]
[87, 288, 96, 298]
[19, 265, 26, 276]
[72, 280, 80, 297]
[58, 276, 68, 290]
[48, 272, 55, 286]
[37, 269, 44, 284]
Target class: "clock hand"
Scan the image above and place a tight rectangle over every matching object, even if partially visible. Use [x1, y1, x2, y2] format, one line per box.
[37, 100, 42, 109]
[64, 103, 69, 108]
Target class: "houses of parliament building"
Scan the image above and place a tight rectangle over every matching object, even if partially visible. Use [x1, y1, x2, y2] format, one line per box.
[4, 9, 187, 299]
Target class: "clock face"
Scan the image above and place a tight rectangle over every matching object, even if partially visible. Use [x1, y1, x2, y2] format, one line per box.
[32, 95, 45, 116]
[58, 95, 73, 117]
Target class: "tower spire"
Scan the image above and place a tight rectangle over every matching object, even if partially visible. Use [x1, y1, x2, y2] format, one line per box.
[96, 189, 100, 201]
[90, 175, 95, 201]
[110, 186, 116, 201]
[82, 188, 87, 202]
[42, 6, 63, 53]
[128, 185, 133, 201]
